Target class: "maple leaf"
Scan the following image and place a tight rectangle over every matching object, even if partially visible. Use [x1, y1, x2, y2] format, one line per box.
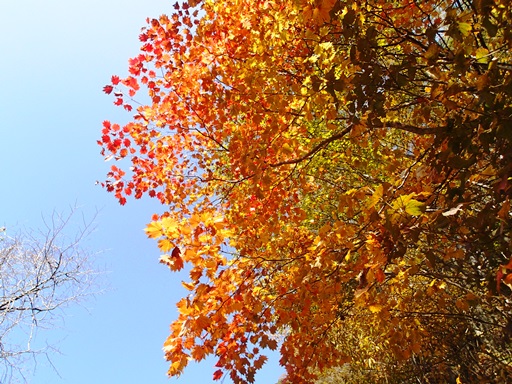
[253, 355, 267, 370]
[100, 0, 512, 382]
[171, 246, 180, 259]
[111, 75, 121, 85]
[103, 85, 114, 94]
[159, 247, 184, 271]
[145, 221, 163, 239]
[212, 369, 223, 381]
[158, 238, 174, 252]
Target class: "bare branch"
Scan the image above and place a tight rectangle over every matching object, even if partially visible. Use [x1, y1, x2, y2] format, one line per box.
[0, 207, 101, 383]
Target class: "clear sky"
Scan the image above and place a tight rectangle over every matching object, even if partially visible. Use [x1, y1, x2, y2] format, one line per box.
[0, 1, 284, 383]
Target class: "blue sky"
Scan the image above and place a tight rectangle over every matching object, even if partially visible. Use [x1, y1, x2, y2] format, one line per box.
[0, 1, 283, 383]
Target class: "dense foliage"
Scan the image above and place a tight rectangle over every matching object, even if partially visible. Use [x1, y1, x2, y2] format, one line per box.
[101, 0, 512, 382]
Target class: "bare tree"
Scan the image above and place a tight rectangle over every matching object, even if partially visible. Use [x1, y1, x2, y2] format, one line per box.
[0, 208, 99, 383]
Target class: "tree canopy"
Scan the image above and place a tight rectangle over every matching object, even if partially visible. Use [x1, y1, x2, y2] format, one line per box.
[100, 0, 512, 382]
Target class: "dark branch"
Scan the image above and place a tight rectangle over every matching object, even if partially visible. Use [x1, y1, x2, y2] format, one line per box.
[269, 125, 352, 167]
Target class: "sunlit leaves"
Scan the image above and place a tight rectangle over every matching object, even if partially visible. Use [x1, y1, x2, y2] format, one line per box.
[389, 193, 427, 220]
[160, 250, 184, 271]
[145, 220, 163, 239]
[101, 0, 512, 382]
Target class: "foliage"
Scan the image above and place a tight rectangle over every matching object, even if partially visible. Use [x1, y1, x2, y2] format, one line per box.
[101, 0, 512, 382]
[0, 209, 98, 383]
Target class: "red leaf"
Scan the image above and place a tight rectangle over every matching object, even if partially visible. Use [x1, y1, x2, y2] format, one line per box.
[172, 247, 181, 258]
[212, 369, 223, 381]
[121, 76, 138, 90]
[128, 57, 139, 66]
[502, 257, 512, 270]
[111, 75, 121, 85]
[103, 85, 114, 94]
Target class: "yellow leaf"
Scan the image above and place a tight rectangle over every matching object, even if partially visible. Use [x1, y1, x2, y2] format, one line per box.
[369, 304, 383, 313]
[281, 142, 294, 154]
[458, 22, 472, 36]
[145, 221, 163, 239]
[161, 216, 180, 237]
[158, 238, 174, 252]
[405, 199, 425, 216]
[367, 184, 383, 208]
[475, 47, 489, 64]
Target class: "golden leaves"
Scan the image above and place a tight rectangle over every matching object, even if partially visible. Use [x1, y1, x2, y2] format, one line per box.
[158, 238, 174, 252]
[389, 193, 427, 222]
[144, 220, 163, 239]
[101, 0, 512, 382]
[474, 47, 490, 64]
[458, 21, 472, 37]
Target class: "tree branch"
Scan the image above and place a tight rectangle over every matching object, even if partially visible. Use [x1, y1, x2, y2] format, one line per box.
[269, 126, 352, 167]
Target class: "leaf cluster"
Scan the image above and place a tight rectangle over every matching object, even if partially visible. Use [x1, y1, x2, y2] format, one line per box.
[101, 0, 512, 382]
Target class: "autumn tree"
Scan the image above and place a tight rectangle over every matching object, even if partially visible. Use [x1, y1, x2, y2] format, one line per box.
[0, 209, 98, 383]
[101, 0, 512, 382]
